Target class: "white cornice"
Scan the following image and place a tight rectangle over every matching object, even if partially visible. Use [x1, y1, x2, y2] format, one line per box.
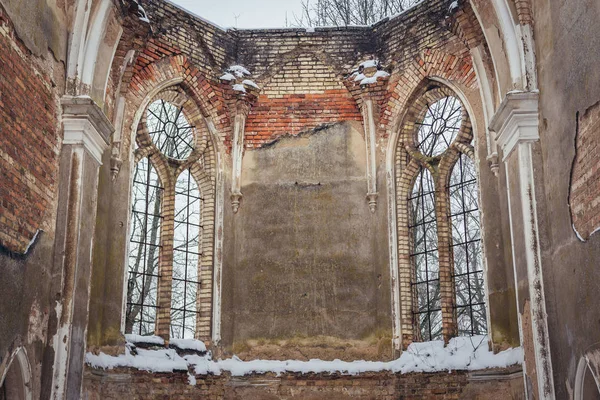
[61, 96, 114, 163]
[489, 91, 539, 161]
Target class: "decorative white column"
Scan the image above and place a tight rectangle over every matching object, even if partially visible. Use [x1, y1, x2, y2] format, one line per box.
[361, 98, 379, 213]
[470, 45, 500, 175]
[220, 65, 259, 214]
[50, 96, 112, 400]
[230, 101, 249, 213]
[348, 59, 390, 213]
[490, 91, 555, 400]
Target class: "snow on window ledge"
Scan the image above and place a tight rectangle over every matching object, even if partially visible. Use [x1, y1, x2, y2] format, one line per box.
[86, 335, 523, 379]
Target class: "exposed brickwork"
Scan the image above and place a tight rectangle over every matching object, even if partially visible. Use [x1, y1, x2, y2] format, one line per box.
[446, 1, 486, 50]
[124, 55, 230, 158]
[234, 28, 373, 147]
[570, 100, 600, 240]
[243, 54, 361, 147]
[514, 0, 534, 26]
[133, 0, 480, 151]
[106, 13, 152, 117]
[245, 91, 361, 148]
[83, 366, 524, 399]
[138, 0, 236, 76]
[382, 49, 477, 141]
[0, 6, 60, 253]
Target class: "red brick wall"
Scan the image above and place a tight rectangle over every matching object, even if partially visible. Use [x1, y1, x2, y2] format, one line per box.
[570, 100, 600, 240]
[83, 367, 523, 399]
[245, 91, 361, 148]
[0, 6, 60, 253]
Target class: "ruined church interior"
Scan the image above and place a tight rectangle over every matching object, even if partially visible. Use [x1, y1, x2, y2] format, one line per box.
[0, 0, 599, 398]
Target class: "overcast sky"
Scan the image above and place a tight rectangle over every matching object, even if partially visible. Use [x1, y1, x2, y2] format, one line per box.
[168, 0, 305, 29]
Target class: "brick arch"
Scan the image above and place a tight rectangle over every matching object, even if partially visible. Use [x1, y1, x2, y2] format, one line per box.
[394, 83, 474, 157]
[123, 54, 229, 160]
[383, 49, 477, 140]
[447, 0, 486, 51]
[105, 11, 152, 120]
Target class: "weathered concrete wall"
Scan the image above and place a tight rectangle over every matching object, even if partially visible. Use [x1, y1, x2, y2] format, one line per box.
[221, 122, 391, 359]
[532, 0, 600, 397]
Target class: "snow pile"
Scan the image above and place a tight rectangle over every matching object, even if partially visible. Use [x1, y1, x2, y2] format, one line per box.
[242, 79, 260, 89]
[87, 347, 188, 373]
[219, 72, 235, 81]
[358, 70, 390, 85]
[221, 65, 260, 93]
[86, 335, 522, 379]
[124, 334, 164, 346]
[350, 59, 390, 85]
[232, 84, 246, 93]
[170, 338, 207, 352]
[359, 60, 379, 69]
[228, 65, 251, 78]
[393, 336, 523, 372]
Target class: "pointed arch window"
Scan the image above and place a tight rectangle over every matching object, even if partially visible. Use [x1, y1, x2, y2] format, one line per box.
[396, 84, 487, 346]
[125, 88, 216, 341]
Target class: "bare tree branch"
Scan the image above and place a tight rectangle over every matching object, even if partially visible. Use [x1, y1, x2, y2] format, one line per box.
[293, 0, 421, 27]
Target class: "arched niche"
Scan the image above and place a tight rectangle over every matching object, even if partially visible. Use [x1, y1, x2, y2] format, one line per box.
[0, 347, 32, 400]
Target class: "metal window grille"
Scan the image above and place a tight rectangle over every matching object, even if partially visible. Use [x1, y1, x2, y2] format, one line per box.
[125, 157, 163, 335]
[170, 169, 203, 339]
[416, 96, 462, 157]
[147, 99, 195, 160]
[449, 153, 487, 336]
[409, 167, 442, 341]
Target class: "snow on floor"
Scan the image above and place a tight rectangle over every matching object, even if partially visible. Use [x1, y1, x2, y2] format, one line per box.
[86, 335, 522, 377]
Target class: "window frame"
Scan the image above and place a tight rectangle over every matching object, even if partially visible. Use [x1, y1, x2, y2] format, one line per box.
[395, 83, 488, 347]
[124, 86, 217, 342]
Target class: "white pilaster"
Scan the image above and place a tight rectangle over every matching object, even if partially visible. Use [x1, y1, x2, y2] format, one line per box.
[230, 104, 248, 213]
[490, 91, 555, 399]
[362, 98, 378, 212]
[51, 96, 112, 400]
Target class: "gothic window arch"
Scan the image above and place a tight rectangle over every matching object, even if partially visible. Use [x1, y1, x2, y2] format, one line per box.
[125, 87, 217, 341]
[395, 83, 487, 347]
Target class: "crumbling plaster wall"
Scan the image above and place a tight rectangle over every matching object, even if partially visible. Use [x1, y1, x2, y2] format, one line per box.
[530, 0, 600, 397]
[0, 1, 68, 398]
[225, 122, 392, 359]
